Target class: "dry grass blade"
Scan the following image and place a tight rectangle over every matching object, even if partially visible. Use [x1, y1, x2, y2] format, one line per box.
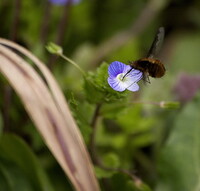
[0, 39, 100, 191]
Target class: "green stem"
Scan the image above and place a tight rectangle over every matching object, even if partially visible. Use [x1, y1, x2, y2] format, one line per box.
[60, 54, 86, 77]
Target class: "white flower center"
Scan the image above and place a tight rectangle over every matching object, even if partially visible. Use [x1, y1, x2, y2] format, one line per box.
[117, 73, 127, 82]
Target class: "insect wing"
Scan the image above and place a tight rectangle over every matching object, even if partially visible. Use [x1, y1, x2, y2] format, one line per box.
[147, 27, 165, 58]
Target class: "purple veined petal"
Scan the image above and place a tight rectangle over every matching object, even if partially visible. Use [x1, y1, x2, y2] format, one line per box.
[127, 83, 140, 92]
[108, 61, 131, 77]
[126, 69, 143, 83]
[107, 61, 143, 92]
[121, 70, 143, 91]
[108, 76, 126, 92]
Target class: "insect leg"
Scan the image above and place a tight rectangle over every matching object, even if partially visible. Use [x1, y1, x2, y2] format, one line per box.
[122, 68, 133, 80]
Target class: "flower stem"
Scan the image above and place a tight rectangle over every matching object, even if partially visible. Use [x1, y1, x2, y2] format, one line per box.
[60, 54, 86, 77]
[88, 103, 145, 188]
[131, 100, 161, 106]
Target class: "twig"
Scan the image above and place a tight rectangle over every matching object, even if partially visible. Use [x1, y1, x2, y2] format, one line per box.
[90, 0, 167, 66]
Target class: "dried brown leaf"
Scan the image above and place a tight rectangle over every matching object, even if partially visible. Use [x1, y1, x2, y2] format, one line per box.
[0, 39, 99, 191]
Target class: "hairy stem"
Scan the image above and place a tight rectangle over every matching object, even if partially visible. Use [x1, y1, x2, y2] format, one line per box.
[88, 104, 144, 187]
[60, 54, 86, 76]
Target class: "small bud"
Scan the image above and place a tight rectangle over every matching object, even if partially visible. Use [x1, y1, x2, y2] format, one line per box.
[46, 42, 63, 55]
[159, 101, 180, 109]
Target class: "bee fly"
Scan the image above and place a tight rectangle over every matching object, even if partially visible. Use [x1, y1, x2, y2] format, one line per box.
[125, 27, 166, 83]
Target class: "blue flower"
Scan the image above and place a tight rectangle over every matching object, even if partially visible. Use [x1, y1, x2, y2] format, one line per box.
[49, 0, 81, 5]
[108, 61, 143, 92]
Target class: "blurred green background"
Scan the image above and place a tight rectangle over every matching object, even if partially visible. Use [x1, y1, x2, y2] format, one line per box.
[1, 0, 200, 191]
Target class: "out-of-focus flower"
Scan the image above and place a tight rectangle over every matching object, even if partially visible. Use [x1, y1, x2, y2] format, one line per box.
[48, 0, 81, 5]
[107, 61, 143, 92]
[173, 73, 200, 103]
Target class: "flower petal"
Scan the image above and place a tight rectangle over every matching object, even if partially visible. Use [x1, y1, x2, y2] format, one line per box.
[127, 83, 140, 92]
[107, 61, 143, 92]
[126, 69, 143, 82]
[122, 70, 143, 89]
[108, 77, 126, 92]
[108, 61, 131, 77]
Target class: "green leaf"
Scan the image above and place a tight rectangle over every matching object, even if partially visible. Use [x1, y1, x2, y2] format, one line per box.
[0, 159, 34, 191]
[101, 102, 128, 119]
[130, 133, 155, 148]
[0, 134, 54, 191]
[102, 152, 120, 168]
[110, 173, 152, 191]
[96, 126, 127, 149]
[71, 101, 93, 143]
[94, 166, 115, 179]
[136, 182, 152, 191]
[83, 76, 105, 104]
[156, 93, 200, 191]
[84, 62, 128, 104]
[0, 166, 11, 191]
[110, 173, 135, 191]
[117, 105, 156, 134]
